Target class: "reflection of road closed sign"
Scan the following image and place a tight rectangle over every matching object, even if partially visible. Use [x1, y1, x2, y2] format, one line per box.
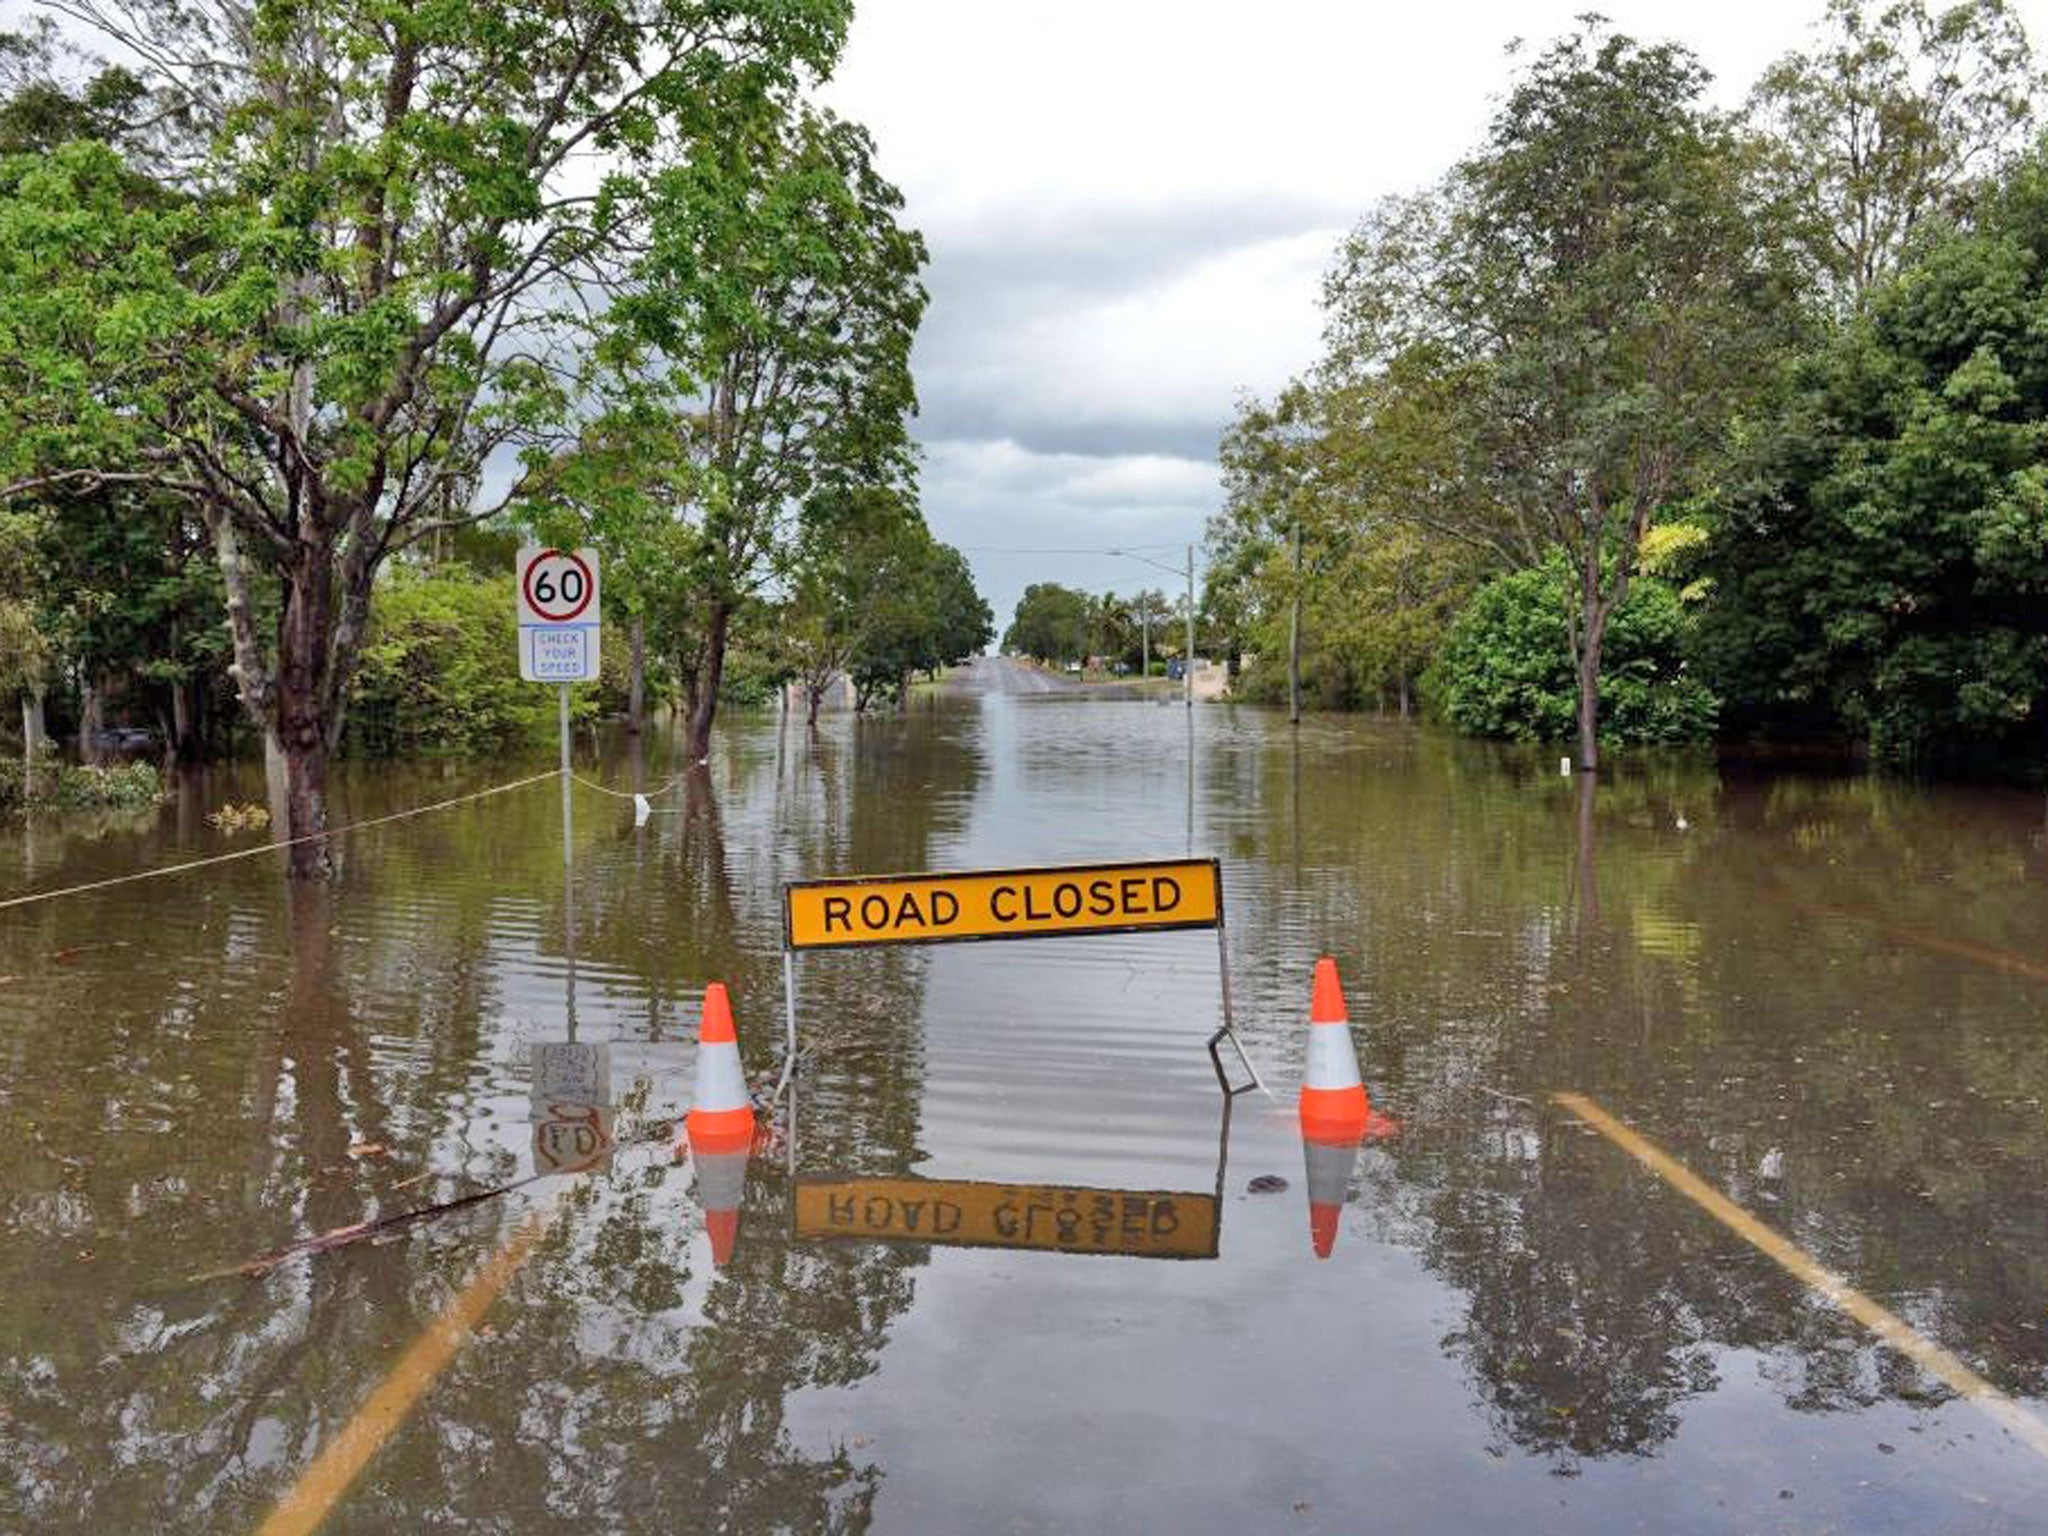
[517, 546, 600, 681]
[793, 1176, 1220, 1259]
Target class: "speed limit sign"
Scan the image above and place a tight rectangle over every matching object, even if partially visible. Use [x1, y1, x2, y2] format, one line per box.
[517, 546, 601, 681]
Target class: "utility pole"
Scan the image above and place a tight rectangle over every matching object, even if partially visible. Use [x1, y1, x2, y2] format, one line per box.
[1140, 593, 1150, 685]
[1288, 510, 1302, 725]
[1106, 546, 1196, 707]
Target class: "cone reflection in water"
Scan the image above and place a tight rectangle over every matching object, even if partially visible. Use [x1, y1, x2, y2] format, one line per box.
[684, 981, 756, 1267]
[1300, 1108, 1400, 1260]
[690, 1139, 752, 1267]
[1303, 1133, 1359, 1262]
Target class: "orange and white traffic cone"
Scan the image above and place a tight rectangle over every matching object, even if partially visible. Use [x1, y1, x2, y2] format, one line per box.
[1299, 957, 1369, 1141]
[686, 982, 756, 1266]
[1298, 957, 1375, 1261]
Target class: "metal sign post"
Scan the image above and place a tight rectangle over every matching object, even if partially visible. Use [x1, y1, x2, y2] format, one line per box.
[517, 544, 601, 875]
[776, 857, 1265, 1107]
[558, 683, 573, 869]
[519, 546, 600, 1036]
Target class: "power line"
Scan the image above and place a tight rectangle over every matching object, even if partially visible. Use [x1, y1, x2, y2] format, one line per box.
[952, 542, 1190, 556]
[0, 769, 562, 911]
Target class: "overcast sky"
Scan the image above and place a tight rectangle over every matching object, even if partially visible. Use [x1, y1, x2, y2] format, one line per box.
[823, 0, 2048, 633]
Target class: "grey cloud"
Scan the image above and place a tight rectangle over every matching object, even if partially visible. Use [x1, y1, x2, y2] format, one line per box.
[921, 193, 1351, 310]
[913, 400, 1222, 464]
[916, 437, 1219, 630]
[901, 192, 1345, 461]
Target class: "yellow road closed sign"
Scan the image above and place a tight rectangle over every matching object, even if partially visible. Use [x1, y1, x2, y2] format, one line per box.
[794, 1176, 1220, 1259]
[785, 858, 1221, 950]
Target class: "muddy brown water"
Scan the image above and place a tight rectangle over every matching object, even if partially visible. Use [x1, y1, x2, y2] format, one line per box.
[3, 673, 2047, 1533]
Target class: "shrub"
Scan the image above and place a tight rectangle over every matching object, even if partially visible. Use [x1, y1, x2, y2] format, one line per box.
[1431, 564, 1719, 745]
[348, 568, 567, 756]
[0, 749, 164, 811]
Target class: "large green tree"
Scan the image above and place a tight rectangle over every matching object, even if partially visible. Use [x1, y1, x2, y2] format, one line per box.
[1325, 23, 1800, 769]
[0, 0, 849, 874]
[1749, 0, 2042, 308]
[1002, 582, 1092, 665]
[778, 486, 922, 724]
[843, 533, 987, 710]
[1210, 372, 1489, 716]
[1699, 145, 2048, 770]
[0, 28, 229, 763]
[617, 103, 926, 760]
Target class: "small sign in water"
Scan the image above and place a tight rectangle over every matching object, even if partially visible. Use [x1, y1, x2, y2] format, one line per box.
[529, 1042, 612, 1177]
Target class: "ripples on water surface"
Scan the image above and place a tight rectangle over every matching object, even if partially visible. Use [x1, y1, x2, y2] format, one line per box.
[3, 680, 2047, 1534]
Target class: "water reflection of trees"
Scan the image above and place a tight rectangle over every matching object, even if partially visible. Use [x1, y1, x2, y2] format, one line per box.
[1229, 725, 2048, 1468]
[0, 710, 986, 1532]
[374, 711, 988, 1531]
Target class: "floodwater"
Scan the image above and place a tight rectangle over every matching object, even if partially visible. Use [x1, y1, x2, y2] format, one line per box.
[4, 662, 2047, 1534]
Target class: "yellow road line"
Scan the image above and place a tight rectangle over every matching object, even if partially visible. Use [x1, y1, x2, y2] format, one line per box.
[1868, 924, 2048, 986]
[1552, 1091, 2048, 1462]
[255, 1201, 556, 1536]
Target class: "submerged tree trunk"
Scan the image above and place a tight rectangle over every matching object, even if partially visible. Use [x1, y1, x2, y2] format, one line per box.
[1574, 766, 1601, 941]
[685, 601, 731, 763]
[1571, 549, 1611, 774]
[79, 678, 104, 766]
[170, 676, 199, 762]
[21, 690, 47, 797]
[216, 504, 359, 880]
[1574, 638, 1602, 773]
[626, 616, 646, 736]
[274, 558, 338, 878]
[806, 678, 825, 728]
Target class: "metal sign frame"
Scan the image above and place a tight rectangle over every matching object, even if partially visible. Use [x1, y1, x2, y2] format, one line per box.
[775, 856, 1264, 1111]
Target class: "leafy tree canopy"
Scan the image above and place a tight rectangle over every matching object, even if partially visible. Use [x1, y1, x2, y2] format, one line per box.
[1433, 562, 1720, 746]
[1003, 583, 1092, 664]
[1698, 143, 2048, 770]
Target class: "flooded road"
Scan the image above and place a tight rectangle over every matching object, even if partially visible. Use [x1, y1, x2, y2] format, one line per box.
[3, 695, 2047, 1533]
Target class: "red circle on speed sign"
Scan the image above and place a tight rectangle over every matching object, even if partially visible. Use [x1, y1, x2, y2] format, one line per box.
[523, 549, 595, 623]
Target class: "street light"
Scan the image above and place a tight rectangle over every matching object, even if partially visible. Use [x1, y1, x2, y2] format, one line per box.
[1105, 545, 1197, 708]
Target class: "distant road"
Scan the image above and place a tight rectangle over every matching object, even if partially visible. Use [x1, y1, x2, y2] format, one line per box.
[942, 655, 1089, 696]
[941, 655, 1175, 701]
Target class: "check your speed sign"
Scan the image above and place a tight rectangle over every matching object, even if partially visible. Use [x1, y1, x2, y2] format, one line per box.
[517, 546, 601, 682]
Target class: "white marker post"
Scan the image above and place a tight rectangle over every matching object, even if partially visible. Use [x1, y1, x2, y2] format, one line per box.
[518, 546, 602, 871]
